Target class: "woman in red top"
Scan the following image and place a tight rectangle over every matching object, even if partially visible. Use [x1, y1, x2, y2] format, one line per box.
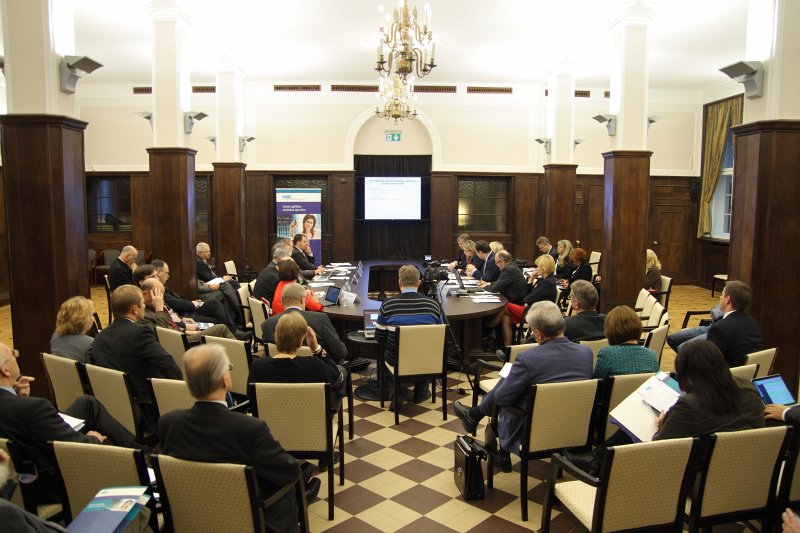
[271, 259, 323, 313]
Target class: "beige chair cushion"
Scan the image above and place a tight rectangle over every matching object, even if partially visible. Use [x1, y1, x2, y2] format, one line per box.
[150, 377, 195, 417]
[84, 364, 137, 436]
[252, 382, 331, 451]
[395, 324, 446, 377]
[42, 353, 85, 411]
[528, 379, 598, 453]
[554, 480, 596, 529]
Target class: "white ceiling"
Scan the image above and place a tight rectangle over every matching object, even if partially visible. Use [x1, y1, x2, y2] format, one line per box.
[6, 0, 750, 92]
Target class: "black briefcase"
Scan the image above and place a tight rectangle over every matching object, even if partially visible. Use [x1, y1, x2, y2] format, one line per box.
[454, 435, 487, 500]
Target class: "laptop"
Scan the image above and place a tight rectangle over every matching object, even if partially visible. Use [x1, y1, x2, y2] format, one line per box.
[363, 310, 380, 339]
[454, 269, 481, 294]
[753, 375, 796, 406]
[320, 285, 342, 307]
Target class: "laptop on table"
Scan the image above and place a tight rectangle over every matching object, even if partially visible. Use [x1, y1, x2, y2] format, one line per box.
[363, 310, 380, 339]
[320, 285, 342, 307]
[454, 270, 481, 294]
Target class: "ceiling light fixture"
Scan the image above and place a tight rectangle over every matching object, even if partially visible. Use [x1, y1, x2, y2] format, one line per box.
[375, 0, 436, 83]
[375, 73, 417, 124]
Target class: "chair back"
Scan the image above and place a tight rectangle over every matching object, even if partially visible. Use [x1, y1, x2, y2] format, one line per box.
[527, 379, 599, 453]
[83, 364, 138, 436]
[643, 302, 665, 329]
[51, 441, 148, 522]
[250, 382, 331, 452]
[100, 248, 120, 267]
[640, 295, 657, 319]
[152, 455, 263, 533]
[579, 338, 609, 369]
[634, 289, 650, 312]
[602, 373, 653, 441]
[225, 260, 238, 276]
[236, 284, 252, 328]
[729, 364, 759, 381]
[588, 251, 601, 276]
[507, 343, 538, 363]
[0, 438, 25, 509]
[396, 324, 447, 376]
[745, 348, 777, 378]
[691, 426, 788, 520]
[597, 438, 695, 532]
[553, 286, 561, 304]
[643, 324, 669, 364]
[656, 275, 674, 309]
[248, 279, 256, 294]
[156, 326, 188, 374]
[148, 377, 195, 418]
[267, 343, 311, 357]
[41, 353, 86, 412]
[248, 297, 269, 341]
[203, 336, 252, 396]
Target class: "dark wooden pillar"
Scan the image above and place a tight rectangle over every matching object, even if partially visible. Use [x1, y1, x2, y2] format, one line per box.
[330, 171, 355, 262]
[513, 174, 539, 262]
[147, 148, 197, 299]
[430, 173, 456, 260]
[543, 164, 577, 249]
[600, 150, 652, 312]
[730, 120, 800, 390]
[0, 169, 9, 305]
[0, 115, 89, 399]
[131, 173, 154, 253]
[212, 162, 246, 272]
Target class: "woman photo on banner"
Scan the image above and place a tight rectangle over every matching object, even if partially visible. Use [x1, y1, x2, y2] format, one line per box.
[290, 213, 321, 240]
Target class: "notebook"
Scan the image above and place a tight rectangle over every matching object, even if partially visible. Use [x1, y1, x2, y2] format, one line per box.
[363, 310, 380, 338]
[454, 270, 480, 294]
[320, 285, 341, 307]
[753, 375, 796, 406]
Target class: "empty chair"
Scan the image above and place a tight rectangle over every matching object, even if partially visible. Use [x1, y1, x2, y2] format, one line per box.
[224, 259, 256, 282]
[235, 284, 253, 331]
[156, 326, 190, 374]
[730, 363, 759, 381]
[248, 296, 270, 348]
[642, 324, 670, 365]
[633, 288, 650, 314]
[745, 348, 777, 378]
[542, 438, 697, 533]
[41, 353, 87, 412]
[652, 274, 674, 310]
[148, 377, 196, 418]
[588, 251, 601, 278]
[83, 364, 143, 439]
[93, 248, 119, 286]
[638, 294, 658, 320]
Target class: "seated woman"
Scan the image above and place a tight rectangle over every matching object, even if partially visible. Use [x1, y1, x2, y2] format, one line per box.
[593, 306, 660, 379]
[461, 239, 483, 272]
[558, 247, 593, 303]
[496, 254, 558, 347]
[644, 248, 662, 291]
[489, 241, 505, 255]
[50, 296, 96, 363]
[271, 259, 322, 314]
[555, 239, 574, 279]
[566, 340, 765, 476]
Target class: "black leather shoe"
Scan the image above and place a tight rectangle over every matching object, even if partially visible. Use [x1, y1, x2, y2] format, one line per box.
[233, 330, 253, 342]
[489, 449, 512, 473]
[304, 477, 321, 502]
[317, 451, 340, 472]
[563, 450, 600, 477]
[300, 462, 314, 483]
[413, 386, 432, 404]
[453, 400, 479, 434]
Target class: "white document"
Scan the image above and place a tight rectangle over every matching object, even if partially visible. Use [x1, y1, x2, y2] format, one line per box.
[328, 262, 352, 267]
[206, 277, 226, 285]
[609, 371, 683, 443]
[308, 282, 335, 287]
[499, 362, 513, 378]
[330, 276, 349, 280]
[59, 412, 85, 432]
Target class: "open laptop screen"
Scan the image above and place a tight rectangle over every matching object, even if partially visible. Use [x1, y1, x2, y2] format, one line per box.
[753, 375, 796, 406]
[324, 285, 341, 305]
[364, 310, 380, 330]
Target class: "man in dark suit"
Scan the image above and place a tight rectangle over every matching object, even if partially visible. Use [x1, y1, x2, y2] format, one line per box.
[107, 245, 138, 290]
[702, 280, 762, 367]
[261, 283, 347, 362]
[291, 234, 324, 279]
[195, 242, 243, 326]
[466, 240, 500, 282]
[252, 244, 292, 303]
[0, 342, 140, 503]
[536, 236, 560, 262]
[563, 280, 606, 341]
[479, 250, 527, 304]
[90, 285, 182, 429]
[157, 344, 316, 533]
[454, 301, 593, 470]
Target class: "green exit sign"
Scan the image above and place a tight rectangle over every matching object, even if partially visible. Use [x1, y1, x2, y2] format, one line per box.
[385, 132, 401, 142]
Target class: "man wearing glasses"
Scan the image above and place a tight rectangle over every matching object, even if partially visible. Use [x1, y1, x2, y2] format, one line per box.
[0, 342, 141, 504]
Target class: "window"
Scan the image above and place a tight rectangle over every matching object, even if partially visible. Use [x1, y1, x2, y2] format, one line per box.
[86, 176, 131, 233]
[195, 174, 211, 234]
[457, 177, 508, 232]
[710, 128, 734, 239]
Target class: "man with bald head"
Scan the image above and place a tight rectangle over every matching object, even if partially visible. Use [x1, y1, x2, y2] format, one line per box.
[107, 245, 138, 290]
[157, 344, 315, 531]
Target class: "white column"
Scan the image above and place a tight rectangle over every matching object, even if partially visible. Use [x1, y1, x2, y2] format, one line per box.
[146, 0, 191, 147]
[743, 0, 800, 122]
[1, 0, 76, 116]
[546, 59, 576, 164]
[607, 1, 655, 150]
[215, 56, 244, 162]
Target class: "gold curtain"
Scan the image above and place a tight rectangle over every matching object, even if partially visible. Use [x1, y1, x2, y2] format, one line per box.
[697, 96, 743, 237]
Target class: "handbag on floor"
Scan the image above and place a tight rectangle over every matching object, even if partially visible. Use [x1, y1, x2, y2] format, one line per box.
[454, 435, 487, 500]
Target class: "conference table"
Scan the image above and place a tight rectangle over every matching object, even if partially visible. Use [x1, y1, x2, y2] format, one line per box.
[315, 260, 507, 360]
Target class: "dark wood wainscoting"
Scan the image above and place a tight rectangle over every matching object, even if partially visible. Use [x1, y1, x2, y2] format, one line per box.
[574, 175, 605, 255]
[649, 176, 700, 283]
[0, 169, 8, 305]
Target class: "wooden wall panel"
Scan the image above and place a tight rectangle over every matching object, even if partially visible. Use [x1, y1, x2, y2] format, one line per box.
[542, 164, 576, 250]
[0, 169, 8, 304]
[212, 163, 247, 271]
[430, 173, 456, 259]
[574, 175, 604, 254]
[130, 172, 153, 253]
[330, 171, 355, 262]
[512, 173, 539, 262]
[649, 176, 699, 283]
[697, 239, 729, 288]
[245, 172, 272, 272]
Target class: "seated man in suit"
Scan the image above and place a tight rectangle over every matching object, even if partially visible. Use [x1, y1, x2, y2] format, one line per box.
[478, 250, 527, 303]
[140, 278, 243, 342]
[536, 236, 560, 262]
[701, 280, 762, 367]
[465, 240, 500, 283]
[454, 301, 593, 471]
[563, 280, 606, 341]
[157, 344, 318, 532]
[0, 342, 141, 504]
[291, 234, 325, 280]
[252, 244, 292, 304]
[107, 245, 138, 290]
[195, 242, 243, 326]
[666, 304, 724, 352]
[261, 282, 347, 362]
[90, 285, 183, 430]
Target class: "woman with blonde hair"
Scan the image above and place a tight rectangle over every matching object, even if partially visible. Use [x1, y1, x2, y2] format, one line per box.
[645, 249, 662, 291]
[50, 296, 96, 363]
[555, 239, 574, 279]
[489, 241, 505, 254]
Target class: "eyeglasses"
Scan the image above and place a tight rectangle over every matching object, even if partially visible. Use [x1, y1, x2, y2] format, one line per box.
[0, 349, 19, 369]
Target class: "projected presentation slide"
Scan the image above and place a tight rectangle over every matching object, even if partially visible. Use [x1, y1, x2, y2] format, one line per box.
[364, 176, 421, 220]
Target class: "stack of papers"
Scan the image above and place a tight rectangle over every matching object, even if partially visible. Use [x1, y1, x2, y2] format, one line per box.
[59, 413, 85, 432]
[470, 294, 502, 303]
[609, 371, 683, 442]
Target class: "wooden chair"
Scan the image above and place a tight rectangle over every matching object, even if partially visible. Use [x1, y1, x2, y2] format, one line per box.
[595, 372, 654, 442]
[542, 438, 698, 533]
[0, 437, 62, 519]
[147, 377, 196, 418]
[745, 348, 777, 378]
[202, 336, 253, 409]
[224, 259, 256, 282]
[152, 454, 308, 533]
[50, 441, 155, 528]
[685, 426, 790, 532]
[579, 338, 609, 369]
[93, 248, 119, 286]
[41, 353, 88, 412]
[729, 363, 759, 381]
[487, 379, 601, 521]
[83, 364, 145, 440]
[250, 382, 342, 520]
[378, 324, 448, 425]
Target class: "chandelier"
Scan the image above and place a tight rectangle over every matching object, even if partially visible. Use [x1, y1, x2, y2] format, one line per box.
[375, 74, 417, 124]
[375, 0, 436, 82]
